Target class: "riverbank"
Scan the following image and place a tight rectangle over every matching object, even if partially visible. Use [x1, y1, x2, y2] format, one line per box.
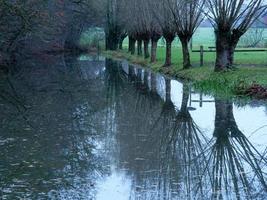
[104, 50, 267, 100]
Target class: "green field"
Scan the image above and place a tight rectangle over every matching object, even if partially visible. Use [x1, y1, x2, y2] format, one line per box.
[119, 43, 267, 68]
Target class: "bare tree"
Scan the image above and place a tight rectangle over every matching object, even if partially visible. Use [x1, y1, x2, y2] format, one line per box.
[151, 0, 176, 67]
[150, 23, 162, 63]
[168, 0, 205, 69]
[105, 0, 126, 50]
[134, 0, 153, 59]
[124, 0, 144, 56]
[205, 0, 267, 71]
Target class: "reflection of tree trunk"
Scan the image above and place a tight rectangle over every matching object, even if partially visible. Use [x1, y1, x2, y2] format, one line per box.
[165, 79, 171, 102]
[150, 73, 157, 93]
[211, 99, 267, 198]
[128, 65, 136, 82]
[137, 68, 142, 81]
[144, 71, 149, 87]
[214, 99, 242, 138]
[180, 85, 190, 114]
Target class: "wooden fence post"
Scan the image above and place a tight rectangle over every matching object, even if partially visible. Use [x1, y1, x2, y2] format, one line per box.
[200, 45, 204, 66]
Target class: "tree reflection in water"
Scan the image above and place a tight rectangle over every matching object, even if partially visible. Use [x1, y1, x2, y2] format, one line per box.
[203, 99, 267, 200]
[0, 57, 266, 199]
[158, 83, 210, 199]
[113, 61, 267, 200]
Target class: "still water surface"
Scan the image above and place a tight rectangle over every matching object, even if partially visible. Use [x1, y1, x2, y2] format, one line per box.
[0, 54, 267, 199]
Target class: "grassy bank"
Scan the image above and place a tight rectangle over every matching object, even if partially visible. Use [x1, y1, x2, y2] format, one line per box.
[104, 48, 267, 99]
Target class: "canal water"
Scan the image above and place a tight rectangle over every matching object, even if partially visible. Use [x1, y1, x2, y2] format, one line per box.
[0, 54, 266, 199]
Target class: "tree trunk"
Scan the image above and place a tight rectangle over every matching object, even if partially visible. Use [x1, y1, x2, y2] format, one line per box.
[228, 40, 238, 67]
[151, 73, 157, 93]
[137, 40, 142, 56]
[180, 38, 191, 69]
[215, 30, 231, 71]
[128, 37, 134, 52]
[129, 37, 136, 55]
[119, 40, 123, 50]
[164, 38, 173, 67]
[214, 99, 242, 138]
[105, 30, 120, 51]
[119, 33, 127, 50]
[151, 40, 158, 63]
[144, 39, 150, 59]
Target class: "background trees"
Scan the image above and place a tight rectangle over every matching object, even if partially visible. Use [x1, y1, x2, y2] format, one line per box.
[151, 0, 176, 66]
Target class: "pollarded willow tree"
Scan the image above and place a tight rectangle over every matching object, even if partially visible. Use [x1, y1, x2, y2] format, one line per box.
[168, 0, 205, 69]
[105, 0, 126, 50]
[126, 0, 161, 60]
[150, 18, 162, 63]
[151, 0, 176, 67]
[206, 0, 267, 71]
[125, 0, 146, 56]
[136, 0, 153, 59]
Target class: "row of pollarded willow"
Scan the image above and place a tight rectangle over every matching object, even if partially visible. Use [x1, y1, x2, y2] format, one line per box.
[105, 0, 267, 72]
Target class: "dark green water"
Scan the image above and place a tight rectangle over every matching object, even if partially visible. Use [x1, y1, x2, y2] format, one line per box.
[0, 54, 266, 200]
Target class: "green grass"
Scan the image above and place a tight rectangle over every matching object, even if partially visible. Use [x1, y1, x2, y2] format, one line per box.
[176, 67, 267, 98]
